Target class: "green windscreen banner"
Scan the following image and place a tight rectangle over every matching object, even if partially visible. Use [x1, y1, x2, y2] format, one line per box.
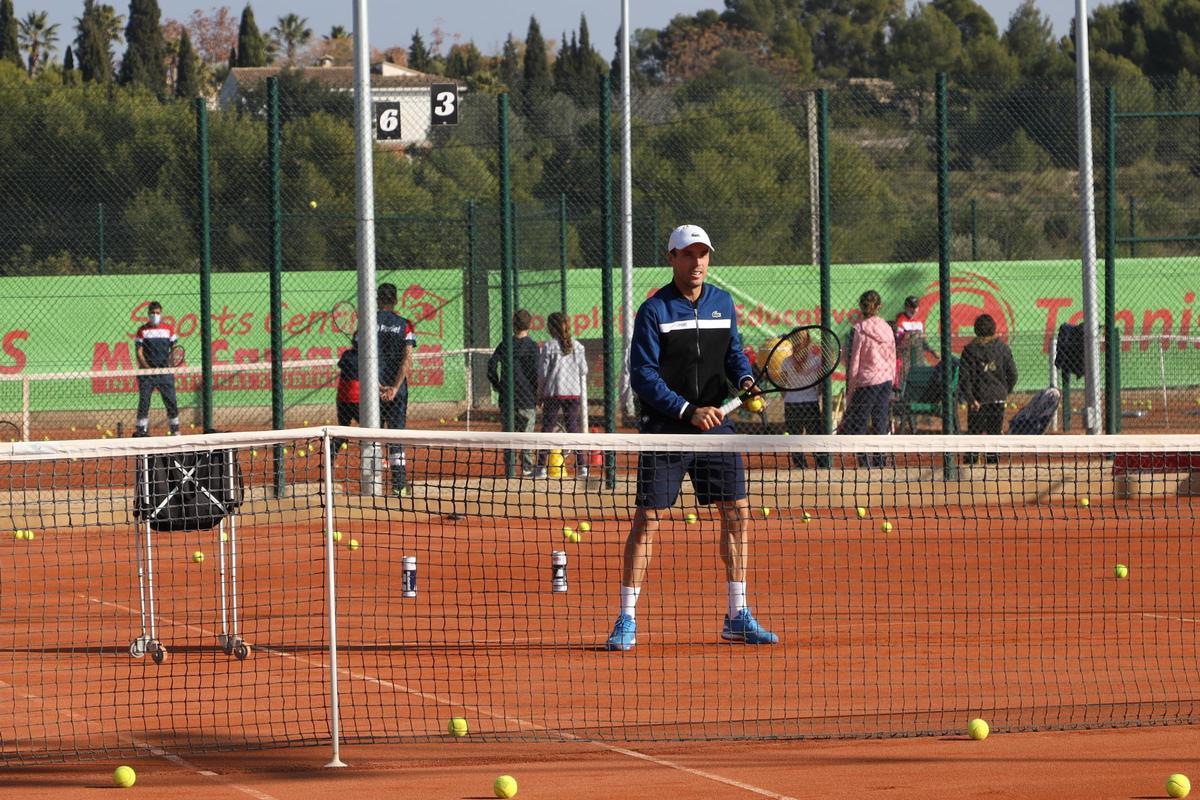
[0, 258, 1195, 413]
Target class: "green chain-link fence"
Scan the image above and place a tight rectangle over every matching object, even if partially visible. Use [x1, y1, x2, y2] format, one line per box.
[1, 61, 1198, 440]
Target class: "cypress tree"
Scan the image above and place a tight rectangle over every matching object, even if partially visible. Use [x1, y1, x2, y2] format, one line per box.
[521, 16, 549, 114]
[499, 33, 521, 93]
[119, 0, 167, 93]
[236, 4, 266, 67]
[77, 3, 113, 83]
[62, 44, 75, 84]
[0, 0, 21, 69]
[408, 29, 430, 72]
[174, 28, 198, 98]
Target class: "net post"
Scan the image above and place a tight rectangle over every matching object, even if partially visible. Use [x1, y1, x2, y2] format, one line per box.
[267, 77, 286, 497]
[498, 93, 515, 477]
[1104, 86, 1118, 435]
[195, 96, 214, 434]
[936, 73, 956, 479]
[321, 431, 347, 768]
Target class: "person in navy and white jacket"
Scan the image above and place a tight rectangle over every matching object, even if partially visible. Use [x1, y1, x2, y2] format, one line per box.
[133, 300, 180, 437]
[603, 224, 778, 651]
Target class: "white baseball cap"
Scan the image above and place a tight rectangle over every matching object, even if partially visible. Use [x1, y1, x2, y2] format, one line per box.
[667, 224, 714, 253]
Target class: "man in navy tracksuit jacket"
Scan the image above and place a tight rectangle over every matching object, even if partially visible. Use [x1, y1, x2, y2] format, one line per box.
[604, 224, 779, 651]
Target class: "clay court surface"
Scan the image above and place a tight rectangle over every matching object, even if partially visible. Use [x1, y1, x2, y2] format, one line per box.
[3, 437, 1200, 798]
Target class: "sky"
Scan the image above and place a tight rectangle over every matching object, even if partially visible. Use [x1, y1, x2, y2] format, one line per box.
[26, 0, 1086, 59]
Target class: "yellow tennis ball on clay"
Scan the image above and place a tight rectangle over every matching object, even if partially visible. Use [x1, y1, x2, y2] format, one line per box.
[760, 506, 771, 517]
[566, 531, 581, 543]
[448, 717, 469, 737]
[745, 396, 764, 413]
[578, 521, 591, 533]
[801, 512, 812, 523]
[547, 451, 564, 468]
[113, 765, 137, 788]
[23, 530, 35, 541]
[332, 530, 343, 543]
[684, 512, 698, 524]
[562, 526, 574, 539]
[856, 506, 867, 519]
[1078, 496, 1090, 508]
[494, 775, 518, 799]
[220, 531, 229, 543]
[881, 521, 893, 533]
[1114, 563, 1128, 579]
[192, 550, 204, 563]
[348, 538, 360, 550]
[1168, 774, 1191, 798]
[967, 718, 989, 740]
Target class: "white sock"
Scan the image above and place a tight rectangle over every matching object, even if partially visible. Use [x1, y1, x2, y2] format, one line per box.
[620, 585, 641, 619]
[727, 581, 746, 618]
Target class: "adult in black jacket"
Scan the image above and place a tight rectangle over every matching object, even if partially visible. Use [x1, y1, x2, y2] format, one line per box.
[487, 309, 540, 475]
[960, 314, 1018, 464]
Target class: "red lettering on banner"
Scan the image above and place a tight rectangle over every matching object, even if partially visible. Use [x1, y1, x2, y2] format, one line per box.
[0, 330, 28, 374]
[90, 341, 133, 392]
[1142, 308, 1173, 342]
[1036, 297, 1074, 352]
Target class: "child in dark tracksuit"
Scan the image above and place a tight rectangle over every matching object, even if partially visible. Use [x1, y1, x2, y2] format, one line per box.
[959, 314, 1018, 465]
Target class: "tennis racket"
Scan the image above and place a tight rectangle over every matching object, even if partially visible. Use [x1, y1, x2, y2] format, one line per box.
[169, 344, 186, 367]
[331, 300, 358, 341]
[0, 420, 19, 442]
[719, 325, 840, 416]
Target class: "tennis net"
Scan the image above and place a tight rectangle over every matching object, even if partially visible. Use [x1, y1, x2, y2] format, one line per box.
[2, 427, 1200, 764]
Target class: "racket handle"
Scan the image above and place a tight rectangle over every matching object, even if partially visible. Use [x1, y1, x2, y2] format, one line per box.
[718, 396, 743, 417]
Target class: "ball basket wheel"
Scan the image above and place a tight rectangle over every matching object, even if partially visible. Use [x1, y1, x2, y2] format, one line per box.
[219, 634, 234, 655]
[233, 641, 251, 661]
[150, 640, 167, 665]
[129, 635, 151, 659]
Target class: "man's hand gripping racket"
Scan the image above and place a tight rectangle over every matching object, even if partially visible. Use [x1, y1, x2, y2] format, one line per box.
[719, 325, 841, 416]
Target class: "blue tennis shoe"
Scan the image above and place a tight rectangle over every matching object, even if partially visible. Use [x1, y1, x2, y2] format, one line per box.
[605, 613, 637, 651]
[721, 607, 779, 644]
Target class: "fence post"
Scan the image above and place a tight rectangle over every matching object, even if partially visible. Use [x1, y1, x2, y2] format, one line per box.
[267, 77, 285, 496]
[559, 194, 568, 314]
[195, 98, 213, 433]
[817, 89, 831, 438]
[510, 199, 519, 312]
[969, 198, 978, 261]
[498, 93, 515, 476]
[600, 72, 616, 484]
[1104, 86, 1118, 434]
[1128, 196, 1137, 257]
[936, 73, 956, 478]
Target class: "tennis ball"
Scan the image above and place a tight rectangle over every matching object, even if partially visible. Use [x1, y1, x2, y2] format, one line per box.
[296, 447, 307, 457]
[309, 199, 318, 209]
[967, 718, 989, 740]
[566, 531, 581, 544]
[448, 717, 469, 737]
[23, 530, 35, 541]
[881, 521, 893, 533]
[745, 396, 764, 413]
[439, 417, 446, 424]
[684, 512, 698, 524]
[1078, 497, 1090, 508]
[348, 538, 360, 550]
[113, 765, 136, 788]
[220, 531, 229, 543]
[494, 775, 518, 799]
[1168, 774, 1191, 798]
[192, 550, 204, 563]
[332, 530, 343, 543]
[1115, 563, 1128, 579]
[856, 506, 867, 519]
[339, 442, 348, 451]
[251, 449, 258, 457]
[562, 526, 574, 539]
[801, 512, 812, 523]
[578, 521, 591, 533]
[760, 506, 771, 517]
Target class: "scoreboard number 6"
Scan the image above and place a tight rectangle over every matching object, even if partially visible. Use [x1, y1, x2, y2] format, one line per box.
[374, 102, 401, 141]
[430, 83, 459, 126]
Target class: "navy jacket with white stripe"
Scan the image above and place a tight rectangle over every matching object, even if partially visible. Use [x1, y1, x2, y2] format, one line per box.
[630, 281, 753, 428]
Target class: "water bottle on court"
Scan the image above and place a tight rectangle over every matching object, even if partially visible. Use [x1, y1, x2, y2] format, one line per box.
[551, 551, 567, 593]
[402, 556, 417, 597]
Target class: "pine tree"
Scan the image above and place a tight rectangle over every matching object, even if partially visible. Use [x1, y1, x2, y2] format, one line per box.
[119, 0, 167, 93]
[0, 0, 21, 69]
[408, 29, 430, 72]
[76, 2, 113, 82]
[552, 31, 576, 94]
[62, 44, 75, 84]
[572, 14, 605, 103]
[521, 16, 550, 114]
[175, 28, 198, 98]
[236, 4, 266, 67]
[228, 44, 236, 68]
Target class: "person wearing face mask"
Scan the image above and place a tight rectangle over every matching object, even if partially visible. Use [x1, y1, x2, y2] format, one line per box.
[133, 301, 181, 437]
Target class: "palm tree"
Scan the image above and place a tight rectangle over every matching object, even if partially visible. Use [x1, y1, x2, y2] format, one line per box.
[18, 10, 59, 75]
[270, 13, 310, 63]
[324, 25, 347, 41]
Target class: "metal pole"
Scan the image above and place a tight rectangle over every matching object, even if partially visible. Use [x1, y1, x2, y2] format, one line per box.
[510, 199, 519, 313]
[808, 91, 820, 268]
[196, 98, 213, 433]
[600, 72, 616, 484]
[1104, 87, 1118, 434]
[1128, 196, 1137, 257]
[498, 94, 515, 476]
[267, 78, 285, 496]
[817, 89, 831, 440]
[619, 0, 635, 422]
[936, 73, 956, 477]
[353, 0, 381, 491]
[321, 431, 347, 769]
[1076, 0, 1102, 434]
[559, 193, 568, 314]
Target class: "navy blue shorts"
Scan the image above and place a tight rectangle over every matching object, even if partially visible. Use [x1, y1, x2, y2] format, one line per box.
[635, 420, 746, 509]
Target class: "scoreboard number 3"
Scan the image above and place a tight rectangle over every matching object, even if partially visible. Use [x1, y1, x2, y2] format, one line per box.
[374, 102, 401, 141]
[430, 84, 459, 126]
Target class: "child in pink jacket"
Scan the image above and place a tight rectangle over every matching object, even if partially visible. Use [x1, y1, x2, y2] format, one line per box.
[841, 290, 897, 465]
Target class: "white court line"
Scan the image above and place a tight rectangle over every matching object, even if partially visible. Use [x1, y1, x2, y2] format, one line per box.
[1143, 613, 1200, 623]
[86, 594, 800, 800]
